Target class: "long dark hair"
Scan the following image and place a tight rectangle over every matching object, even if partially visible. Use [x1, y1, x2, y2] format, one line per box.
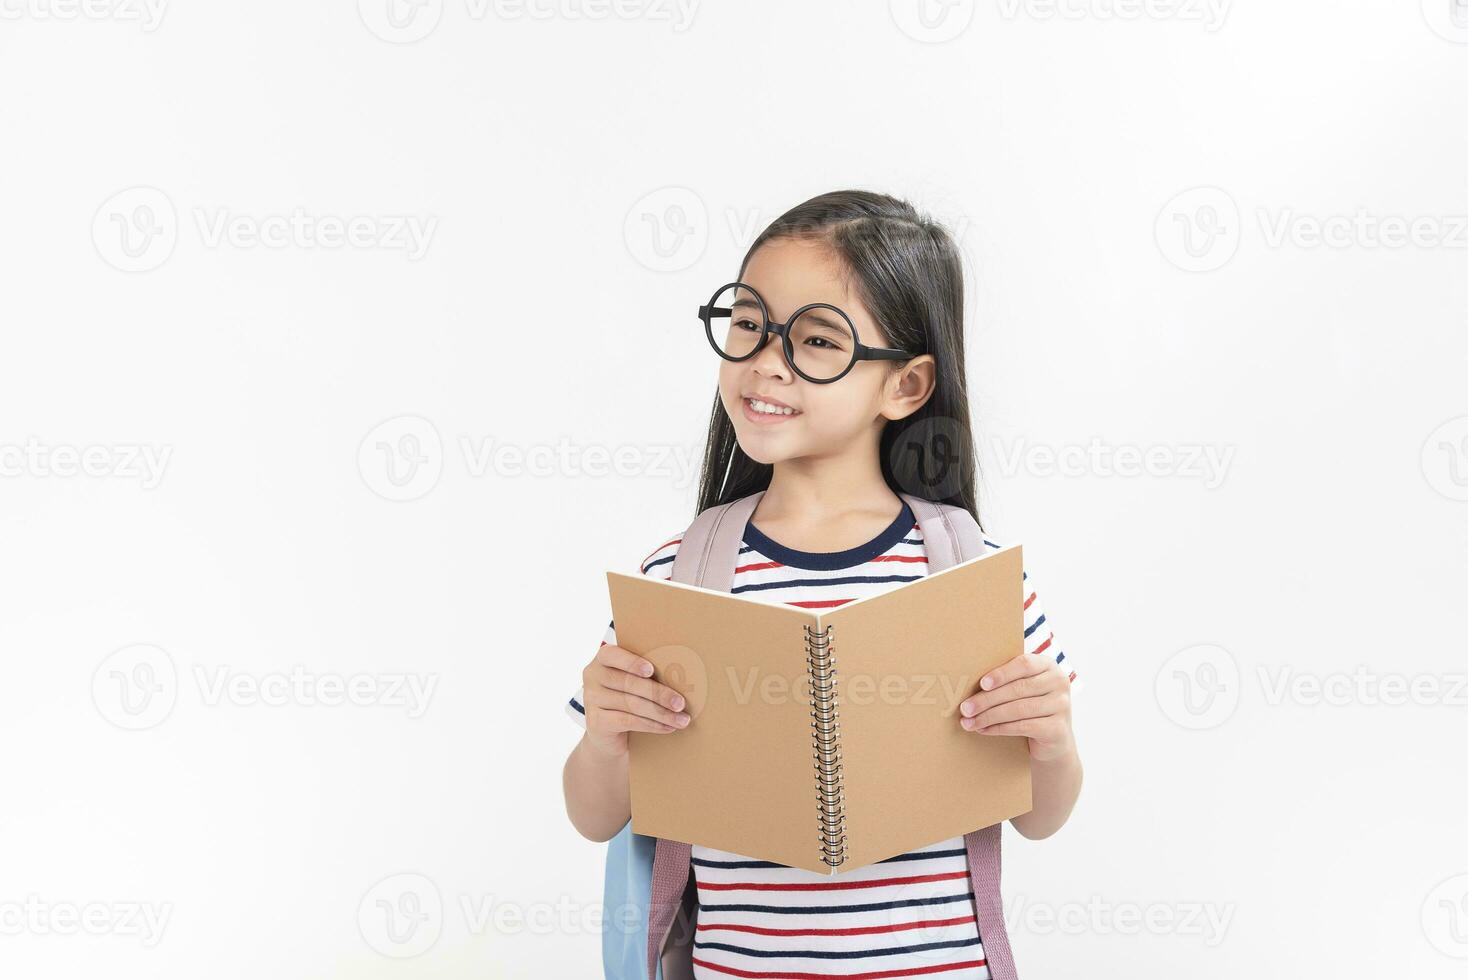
[693, 189, 983, 530]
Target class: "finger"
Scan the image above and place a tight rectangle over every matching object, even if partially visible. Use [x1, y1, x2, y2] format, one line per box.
[596, 665, 688, 714]
[596, 644, 656, 679]
[592, 707, 678, 735]
[961, 693, 1059, 731]
[960, 671, 1052, 717]
[968, 718, 1044, 737]
[598, 687, 691, 728]
[978, 651, 1048, 693]
[961, 655, 1052, 716]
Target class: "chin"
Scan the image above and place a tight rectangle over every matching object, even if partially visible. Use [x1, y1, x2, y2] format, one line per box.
[732, 433, 790, 466]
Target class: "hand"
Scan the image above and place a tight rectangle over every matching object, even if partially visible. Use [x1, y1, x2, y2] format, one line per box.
[580, 644, 691, 758]
[958, 652, 1074, 763]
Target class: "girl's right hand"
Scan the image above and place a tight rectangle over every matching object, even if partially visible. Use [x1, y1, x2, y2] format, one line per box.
[580, 644, 692, 758]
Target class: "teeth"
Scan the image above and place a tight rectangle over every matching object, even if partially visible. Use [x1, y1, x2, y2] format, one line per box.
[748, 398, 796, 416]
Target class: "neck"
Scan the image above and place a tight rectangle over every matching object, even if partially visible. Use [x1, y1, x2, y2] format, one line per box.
[755, 452, 901, 526]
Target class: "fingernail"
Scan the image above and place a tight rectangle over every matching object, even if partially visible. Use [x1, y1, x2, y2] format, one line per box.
[642, 663, 654, 676]
[672, 695, 685, 711]
[675, 714, 690, 727]
[959, 701, 973, 716]
[980, 676, 994, 690]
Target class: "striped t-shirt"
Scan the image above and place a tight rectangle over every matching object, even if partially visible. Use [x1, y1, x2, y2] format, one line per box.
[566, 499, 1074, 980]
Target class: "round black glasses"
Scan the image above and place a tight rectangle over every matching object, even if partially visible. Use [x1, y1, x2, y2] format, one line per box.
[698, 282, 917, 384]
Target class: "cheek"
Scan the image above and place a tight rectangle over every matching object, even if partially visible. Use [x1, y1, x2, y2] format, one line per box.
[717, 363, 742, 412]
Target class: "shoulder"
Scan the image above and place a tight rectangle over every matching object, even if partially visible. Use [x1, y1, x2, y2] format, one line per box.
[636, 529, 684, 581]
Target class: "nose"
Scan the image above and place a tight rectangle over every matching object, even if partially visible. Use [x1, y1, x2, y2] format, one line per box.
[749, 325, 792, 381]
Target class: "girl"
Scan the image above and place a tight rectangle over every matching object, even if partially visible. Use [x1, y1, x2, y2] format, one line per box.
[563, 190, 1082, 979]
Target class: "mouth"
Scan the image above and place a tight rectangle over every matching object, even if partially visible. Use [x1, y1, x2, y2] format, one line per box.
[740, 395, 802, 425]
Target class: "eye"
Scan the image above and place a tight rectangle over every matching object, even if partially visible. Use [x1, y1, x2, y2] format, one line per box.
[734, 318, 762, 332]
[803, 336, 842, 350]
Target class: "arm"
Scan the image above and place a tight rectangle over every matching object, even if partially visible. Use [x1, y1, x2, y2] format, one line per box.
[562, 642, 691, 843]
[563, 732, 634, 843]
[1008, 728, 1082, 840]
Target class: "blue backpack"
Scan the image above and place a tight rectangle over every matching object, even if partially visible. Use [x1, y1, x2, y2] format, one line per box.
[600, 489, 1022, 980]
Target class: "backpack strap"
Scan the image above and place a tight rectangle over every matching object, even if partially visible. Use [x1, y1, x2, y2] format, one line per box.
[646, 490, 767, 979]
[669, 490, 766, 592]
[900, 493, 1020, 980]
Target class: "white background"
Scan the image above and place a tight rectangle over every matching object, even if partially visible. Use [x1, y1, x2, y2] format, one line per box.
[1, 1, 1466, 977]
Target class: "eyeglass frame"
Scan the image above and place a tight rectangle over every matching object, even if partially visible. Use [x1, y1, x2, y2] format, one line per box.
[697, 281, 917, 385]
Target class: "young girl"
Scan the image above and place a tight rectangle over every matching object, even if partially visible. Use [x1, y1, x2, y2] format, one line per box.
[563, 190, 1082, 979]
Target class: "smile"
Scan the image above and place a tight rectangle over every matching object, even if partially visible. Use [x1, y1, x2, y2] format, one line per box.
[742, 397, 801, 424]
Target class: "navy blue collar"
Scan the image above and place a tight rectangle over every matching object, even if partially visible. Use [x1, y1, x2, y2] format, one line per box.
[742, 500, 917, 571]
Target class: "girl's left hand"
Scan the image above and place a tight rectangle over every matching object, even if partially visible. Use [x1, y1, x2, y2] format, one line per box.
[958, 652, 1074, 763]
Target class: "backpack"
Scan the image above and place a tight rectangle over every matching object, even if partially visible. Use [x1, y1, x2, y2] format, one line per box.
[600, 488, 1021, 980]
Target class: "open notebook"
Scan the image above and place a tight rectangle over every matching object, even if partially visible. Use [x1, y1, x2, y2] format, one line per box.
[606, 542, 1033, 876]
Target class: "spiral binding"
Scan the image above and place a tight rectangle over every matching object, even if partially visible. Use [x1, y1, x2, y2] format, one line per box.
[805, 622, 846, 869]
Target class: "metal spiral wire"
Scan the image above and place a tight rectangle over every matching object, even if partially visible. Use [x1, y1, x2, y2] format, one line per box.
[805, 623, 847, 869]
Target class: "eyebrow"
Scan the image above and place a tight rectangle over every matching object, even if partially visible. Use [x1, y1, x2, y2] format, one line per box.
[731, 298, 848, 330]
[797, 310, 849, 333]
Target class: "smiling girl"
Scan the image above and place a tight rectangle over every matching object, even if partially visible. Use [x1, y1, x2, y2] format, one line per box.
[564, 189, 1081, 979]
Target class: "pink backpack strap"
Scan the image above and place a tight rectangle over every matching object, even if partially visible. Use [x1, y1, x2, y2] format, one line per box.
[646, 838, 695, 980]
[900, 494, 1020, 980]
[668, 490, 765, 591]
[964, 824, 1017, 980]
[646, 491, 767, 979]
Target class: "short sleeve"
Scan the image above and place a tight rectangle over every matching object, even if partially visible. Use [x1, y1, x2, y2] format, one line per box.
[1021, 566, 1076, 686]
[565, 530, 684, 729]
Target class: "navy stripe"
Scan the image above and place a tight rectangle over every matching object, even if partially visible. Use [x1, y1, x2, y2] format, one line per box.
[1024, 612, 1046, 639]
[1056, 652, 1065, 664]
[692, 935, 981, 959]
[742, 501, 916, 571]
[569, 697, 584, 716]
[733, 573, 925, 594]
[696, 892, 974, 916]
[641, 553, 675, 573]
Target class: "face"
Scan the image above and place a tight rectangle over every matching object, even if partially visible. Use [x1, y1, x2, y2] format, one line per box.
[716, 237, 935, 466]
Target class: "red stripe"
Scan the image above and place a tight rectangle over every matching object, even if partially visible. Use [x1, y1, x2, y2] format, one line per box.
[1031, 633, 1053, 657]
[696, 915, 975, 938]
[736, 560, 785, 574]
[1023, 591, 1036, 610]
[786, 597, 856, 609]
[690, 956, 985, 979]
[870, 554, 927, 564]
[1068, 670, 1077, 682]
[697, 871, 969, 892]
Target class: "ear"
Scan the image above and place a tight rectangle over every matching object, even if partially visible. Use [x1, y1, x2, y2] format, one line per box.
[881, 355, 936, 421]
